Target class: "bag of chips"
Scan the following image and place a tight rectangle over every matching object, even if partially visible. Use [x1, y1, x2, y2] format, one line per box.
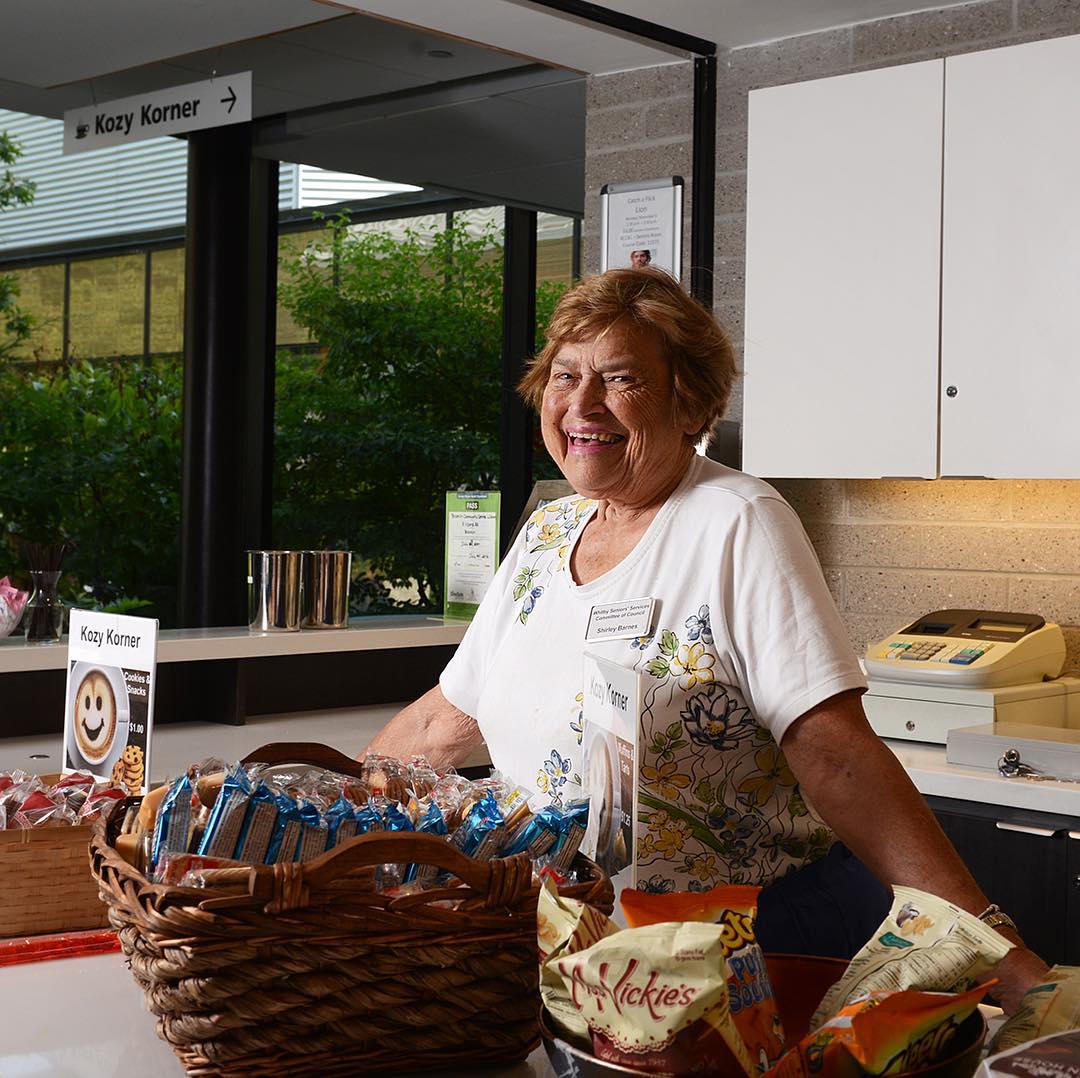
[622, 884, 786, 1072]
[772, 983, 989, 1078]
[811, 886, 1013, 1030]
[989, 966, 1080, 1054]
[551, 919, 757, 1076]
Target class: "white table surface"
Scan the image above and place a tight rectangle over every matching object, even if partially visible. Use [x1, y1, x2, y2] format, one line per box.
[0, 950, 557, 1078]
[0, 615, 469, 673]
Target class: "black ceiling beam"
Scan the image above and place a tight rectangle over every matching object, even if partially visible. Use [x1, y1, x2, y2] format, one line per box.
[527, 0, 715, 56]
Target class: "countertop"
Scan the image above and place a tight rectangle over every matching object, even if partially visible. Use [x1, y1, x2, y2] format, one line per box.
[0, 949, 558, 1078]
[884, 737, 1080, 818]
[0, 615, 469, 673]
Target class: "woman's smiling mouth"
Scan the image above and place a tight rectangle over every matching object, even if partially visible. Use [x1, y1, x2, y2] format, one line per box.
[565, 430, 625, 449]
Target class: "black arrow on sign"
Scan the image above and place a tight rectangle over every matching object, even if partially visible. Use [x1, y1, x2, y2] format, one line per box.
[220, 86, 237, 114]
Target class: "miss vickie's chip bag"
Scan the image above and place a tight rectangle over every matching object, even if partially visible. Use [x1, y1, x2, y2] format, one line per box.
[621, 884, 785, 1073]
[539, 883, 757, 1076]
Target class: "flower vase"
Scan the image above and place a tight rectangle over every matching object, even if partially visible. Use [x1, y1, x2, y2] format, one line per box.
[24, 570, 64, 644]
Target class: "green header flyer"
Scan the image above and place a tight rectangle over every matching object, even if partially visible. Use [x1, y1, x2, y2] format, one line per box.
[444, 491, 500, 620]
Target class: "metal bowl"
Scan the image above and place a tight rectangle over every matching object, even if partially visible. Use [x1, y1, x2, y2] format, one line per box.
[540, 953, 987, 1078]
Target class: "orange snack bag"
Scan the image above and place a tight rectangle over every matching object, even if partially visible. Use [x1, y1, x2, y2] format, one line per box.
[768, 982, 989, 1078]
[622, 884, 785, 1072]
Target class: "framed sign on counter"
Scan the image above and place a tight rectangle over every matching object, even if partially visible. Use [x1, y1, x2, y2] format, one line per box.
[601, 176, 683, 278]
[444, 491, 501, 620]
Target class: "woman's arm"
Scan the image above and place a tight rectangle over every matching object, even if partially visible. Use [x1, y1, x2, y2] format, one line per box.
[359, 684, 485, 771]
[781, 689, 1048, 1012]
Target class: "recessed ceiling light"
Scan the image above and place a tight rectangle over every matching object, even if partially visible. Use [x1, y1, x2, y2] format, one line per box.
[427, 49, 454, 59]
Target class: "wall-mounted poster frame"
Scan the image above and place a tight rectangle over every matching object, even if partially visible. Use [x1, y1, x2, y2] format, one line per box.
[600, 175, 683, 278]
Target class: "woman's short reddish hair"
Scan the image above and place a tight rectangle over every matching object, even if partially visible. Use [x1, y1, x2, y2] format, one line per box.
[519, 267, 738, 437]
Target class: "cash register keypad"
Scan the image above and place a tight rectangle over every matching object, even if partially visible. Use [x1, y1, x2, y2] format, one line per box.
[899, 641, 946, 661]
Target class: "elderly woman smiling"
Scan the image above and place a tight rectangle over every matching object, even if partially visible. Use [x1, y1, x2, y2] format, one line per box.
[364, 267, 1045, 1006]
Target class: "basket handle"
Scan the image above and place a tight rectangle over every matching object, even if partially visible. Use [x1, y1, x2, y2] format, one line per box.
[244, 831, 533, 913]
[240, 741, 367, 780]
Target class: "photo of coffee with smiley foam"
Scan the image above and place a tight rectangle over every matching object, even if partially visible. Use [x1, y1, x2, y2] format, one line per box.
[74, 669, 117, 764]
[62, 609, 158, 795]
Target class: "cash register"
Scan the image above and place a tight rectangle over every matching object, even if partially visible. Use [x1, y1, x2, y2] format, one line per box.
[862, 609, 1074, 743]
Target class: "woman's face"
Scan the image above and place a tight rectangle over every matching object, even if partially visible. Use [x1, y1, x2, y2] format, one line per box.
[541, 324, 700, 507]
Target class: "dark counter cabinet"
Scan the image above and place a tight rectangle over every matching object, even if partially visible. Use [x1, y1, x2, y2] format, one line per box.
[928, 794, 1079, 966]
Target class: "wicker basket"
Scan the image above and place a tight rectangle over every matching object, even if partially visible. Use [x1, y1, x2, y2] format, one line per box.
[0, 774, 111, 939]
[89, 742, 613, 1077]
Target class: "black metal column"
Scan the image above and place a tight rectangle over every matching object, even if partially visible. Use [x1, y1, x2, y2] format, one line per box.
[691, 54, 717, 308]
[499, 206, 537, 551]
[179, 124, 276, 627]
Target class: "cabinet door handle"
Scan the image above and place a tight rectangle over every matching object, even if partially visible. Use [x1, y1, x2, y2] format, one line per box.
[995, 821, 1059, 837]
[1069, 831, 1080, 842]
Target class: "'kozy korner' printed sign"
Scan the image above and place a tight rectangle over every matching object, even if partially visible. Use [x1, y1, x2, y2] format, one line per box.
[62, 609, 159, 796]
[63, 72, 252, 154]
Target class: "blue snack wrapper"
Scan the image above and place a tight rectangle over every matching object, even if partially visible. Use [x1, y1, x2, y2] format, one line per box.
[265, 793, 304, 864]
[325, 795, 358, 848]
[549, 797, 589, 873]
[151, 775, 193, 871]
[382, 801, 414, 833]
[197, 764, 251, 857]
[503, 804, 562, 858]
[233, 782, 278, 863]
[449, 791, 506, 861]
[354, 803, 383, 834]
[296, 799, 329, 862]
[404, 801, 448, 885]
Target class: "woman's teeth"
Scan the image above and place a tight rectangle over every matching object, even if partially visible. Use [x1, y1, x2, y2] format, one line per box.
[568, 432, 623, 445]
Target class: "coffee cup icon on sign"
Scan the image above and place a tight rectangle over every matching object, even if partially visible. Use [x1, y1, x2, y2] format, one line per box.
[76, 122, 89, 139]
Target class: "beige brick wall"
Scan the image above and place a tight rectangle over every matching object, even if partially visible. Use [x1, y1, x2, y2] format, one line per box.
[584, 2, 1080, 666]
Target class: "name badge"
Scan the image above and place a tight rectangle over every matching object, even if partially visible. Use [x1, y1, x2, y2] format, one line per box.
[585, 597, 655, 642]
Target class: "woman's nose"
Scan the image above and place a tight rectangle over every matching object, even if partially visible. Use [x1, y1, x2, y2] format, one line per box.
[569, 375, 605, 414]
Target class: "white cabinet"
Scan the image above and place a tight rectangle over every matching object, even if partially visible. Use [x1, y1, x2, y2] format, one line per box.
[744, 35, 1080, 479]
[744, 61, 944, 479]
[942, 35, 1080, 478]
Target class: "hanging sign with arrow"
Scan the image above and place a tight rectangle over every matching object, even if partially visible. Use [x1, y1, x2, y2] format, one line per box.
[63, 72, 252, 154]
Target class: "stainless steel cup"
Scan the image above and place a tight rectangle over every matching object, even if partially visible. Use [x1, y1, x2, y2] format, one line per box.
[247, 550, 302, 632]
[300, 550, 353, 629]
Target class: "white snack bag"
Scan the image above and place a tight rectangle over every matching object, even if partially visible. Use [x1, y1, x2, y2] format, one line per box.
[811, 885, 1014, 1030]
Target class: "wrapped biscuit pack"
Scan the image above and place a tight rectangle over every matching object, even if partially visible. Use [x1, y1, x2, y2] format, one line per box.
[978, 1029, 1080, 1078]
[810, 885, 1013, 1029]
[989, 965, 1080, 1054]
[772, 983, 989, 1078]
[540, 883, 757, 1076]
[622, 884, 786, 1072]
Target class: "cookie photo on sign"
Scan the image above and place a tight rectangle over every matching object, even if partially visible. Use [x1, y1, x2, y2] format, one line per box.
[66, 661, 129, 778]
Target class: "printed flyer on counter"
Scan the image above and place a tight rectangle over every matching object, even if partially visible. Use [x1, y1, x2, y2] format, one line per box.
[444, 490, 500, 620]
[581, 651, 640, 895]
[62, 608, 158, 795]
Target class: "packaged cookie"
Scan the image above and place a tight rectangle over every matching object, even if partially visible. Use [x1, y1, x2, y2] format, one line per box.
[265, 793, 304, 864]
[78, 785, 126, 823]
[621, 884, 785, 1072]
[296, 799, 329, 862]
[978, 1029, 1080, 1078]
[989, 966, 1080, 1053]
[504, 804, 562, 859]
[773, 983, 989, 1078]
[549, 798, 589, 874]
[810, 885, 1013, 1029]
[407, 756, 439, 800]
[362, 754, 410, 804]
[234, 782, 279, 863]
[404, 800, 449, 886]
[151, 775, 194, 869]
[449, 791, 506, 861]
[197, 765, 252, 858]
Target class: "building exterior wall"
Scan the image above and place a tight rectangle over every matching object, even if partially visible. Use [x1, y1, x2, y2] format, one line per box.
[583, 1, 1080, 668]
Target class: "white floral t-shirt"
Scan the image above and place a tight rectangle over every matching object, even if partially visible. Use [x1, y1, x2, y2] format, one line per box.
[440, 456, 866, 893]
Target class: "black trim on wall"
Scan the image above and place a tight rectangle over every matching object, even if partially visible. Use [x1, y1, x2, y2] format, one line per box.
[500, 206, 538, 551]
[528, 0, 715, 56]
[691, 54, 717, 308]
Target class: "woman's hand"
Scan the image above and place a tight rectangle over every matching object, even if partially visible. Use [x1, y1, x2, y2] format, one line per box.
[983, 931, 1049, 1013]
[359, 684, 485, 769]
[782, 690, 1048, 1014]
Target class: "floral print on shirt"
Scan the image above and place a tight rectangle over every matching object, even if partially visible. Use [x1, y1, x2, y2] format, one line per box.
[634, 604, 831, 892]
